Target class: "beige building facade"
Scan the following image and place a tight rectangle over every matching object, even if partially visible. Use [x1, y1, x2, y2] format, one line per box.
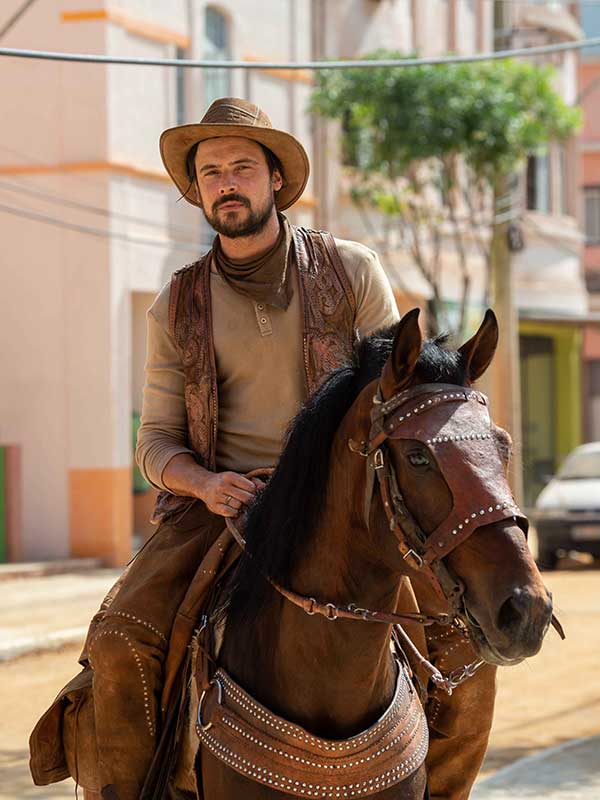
[0, 0, 496, 564]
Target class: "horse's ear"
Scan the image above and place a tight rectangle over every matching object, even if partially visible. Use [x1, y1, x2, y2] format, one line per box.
[458, 308, 499, 383]
[380, 308, 422, 399]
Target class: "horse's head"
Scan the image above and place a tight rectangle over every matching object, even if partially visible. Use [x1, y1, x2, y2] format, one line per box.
[357, 308, 552, 667]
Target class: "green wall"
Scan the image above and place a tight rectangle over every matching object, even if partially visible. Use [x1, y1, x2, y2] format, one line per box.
[519, 320, 583, 470]
[0, 448, 6, 562]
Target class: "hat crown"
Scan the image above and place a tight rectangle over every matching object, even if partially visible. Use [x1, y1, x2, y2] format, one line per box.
[200, 97, 273, 129]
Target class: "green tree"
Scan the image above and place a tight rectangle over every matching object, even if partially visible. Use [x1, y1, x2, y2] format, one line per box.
[311, 53, 581, 336]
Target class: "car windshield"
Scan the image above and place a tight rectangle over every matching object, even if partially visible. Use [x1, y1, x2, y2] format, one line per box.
[558, 450, 600, 480]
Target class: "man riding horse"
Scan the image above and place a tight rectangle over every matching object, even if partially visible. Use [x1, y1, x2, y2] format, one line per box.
[32, 98, 499, 799]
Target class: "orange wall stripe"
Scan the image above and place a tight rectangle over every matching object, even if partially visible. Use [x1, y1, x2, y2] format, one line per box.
[61, 8, 190, 49]
[70, 466, 132, 567]
[61, 10, 106, 22]
[243, 54, 313, 85]
[0, 160, 171, 183]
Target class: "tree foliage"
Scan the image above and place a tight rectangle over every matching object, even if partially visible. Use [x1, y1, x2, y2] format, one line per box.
[310, 53, 581, 334]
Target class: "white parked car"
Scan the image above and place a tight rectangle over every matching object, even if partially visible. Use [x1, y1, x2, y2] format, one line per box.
[534, 442, 600, 569]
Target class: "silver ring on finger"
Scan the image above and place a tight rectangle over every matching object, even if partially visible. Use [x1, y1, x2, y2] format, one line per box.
[224, 494, 233, 507]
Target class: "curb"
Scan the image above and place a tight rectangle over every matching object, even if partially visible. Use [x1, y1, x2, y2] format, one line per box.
[0, 626, 88, 662]
[473, 734, 600, 798]
[0, 559, 103, 580]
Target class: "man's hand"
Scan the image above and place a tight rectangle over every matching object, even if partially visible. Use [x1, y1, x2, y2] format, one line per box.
[162, 453, 262, 518]
[199, 471, 258, 518]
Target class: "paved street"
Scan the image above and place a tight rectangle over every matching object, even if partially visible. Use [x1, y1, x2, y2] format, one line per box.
[0, 569, 120, 661]
[473, 736, 600, 799]
[0, 566, 598, 798]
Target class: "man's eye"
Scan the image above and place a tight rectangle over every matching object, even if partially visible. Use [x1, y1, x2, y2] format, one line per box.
[408, 452, 430, 467]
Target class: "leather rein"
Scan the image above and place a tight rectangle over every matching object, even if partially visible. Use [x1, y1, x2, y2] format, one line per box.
[227, 381, 564, 696]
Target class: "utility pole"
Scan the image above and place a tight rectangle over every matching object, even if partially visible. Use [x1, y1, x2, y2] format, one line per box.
[311, 0, 329, 231]
[489, 1, 524, 503]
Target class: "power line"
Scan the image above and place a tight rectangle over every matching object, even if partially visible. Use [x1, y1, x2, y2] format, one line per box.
[0, 0, 38, 40]
[0, 177, 209, 241]
[0, 199, 205, 254]
[494, 0, 600, 4]
[2, 36, 600, 70]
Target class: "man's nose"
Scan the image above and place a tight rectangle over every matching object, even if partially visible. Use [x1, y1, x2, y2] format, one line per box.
[219, 175, 238, 194]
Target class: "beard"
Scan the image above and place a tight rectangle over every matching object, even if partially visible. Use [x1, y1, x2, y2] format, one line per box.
[202, 191, 275, 239]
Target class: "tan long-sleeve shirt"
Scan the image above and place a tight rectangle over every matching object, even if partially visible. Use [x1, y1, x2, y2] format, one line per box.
[135, 238, 400, 492]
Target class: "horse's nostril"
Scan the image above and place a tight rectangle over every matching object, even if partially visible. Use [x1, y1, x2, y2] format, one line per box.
[497, 592, 526, 633]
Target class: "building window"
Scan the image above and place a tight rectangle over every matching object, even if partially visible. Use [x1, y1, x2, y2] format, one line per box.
[585, 186, 600, 245]
[175, 46, 187, 124]
[204, 7, 230, 106]
[580, 3, 600, 58]
[526, 153, 550, 214]
[557, 144, 569, 216]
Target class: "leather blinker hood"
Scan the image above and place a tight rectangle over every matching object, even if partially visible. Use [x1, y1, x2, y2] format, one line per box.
[369, 384, 527, 565]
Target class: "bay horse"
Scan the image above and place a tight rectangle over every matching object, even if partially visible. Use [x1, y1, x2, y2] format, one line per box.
[185, 309, 553, 799]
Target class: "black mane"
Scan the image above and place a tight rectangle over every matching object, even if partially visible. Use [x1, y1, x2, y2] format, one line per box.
[222, 324, 467, 634]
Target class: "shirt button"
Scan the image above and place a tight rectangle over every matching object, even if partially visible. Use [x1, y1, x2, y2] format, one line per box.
[260, 317, 267, 324]
[257, 303, 265, 310]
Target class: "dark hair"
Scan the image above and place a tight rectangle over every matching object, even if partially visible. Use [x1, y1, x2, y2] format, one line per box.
[185, 141, 285, 184]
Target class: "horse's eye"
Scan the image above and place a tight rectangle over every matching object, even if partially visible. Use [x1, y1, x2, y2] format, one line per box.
[408, 452, 430, 468]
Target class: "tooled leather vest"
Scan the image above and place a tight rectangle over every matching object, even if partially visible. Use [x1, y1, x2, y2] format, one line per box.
[151, 225, 357, 524]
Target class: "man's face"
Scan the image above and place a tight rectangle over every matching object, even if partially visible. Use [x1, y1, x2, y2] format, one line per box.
[194, 137, 283, 239]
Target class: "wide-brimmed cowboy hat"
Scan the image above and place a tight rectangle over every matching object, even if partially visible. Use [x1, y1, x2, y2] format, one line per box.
[159, 97, 310, 211]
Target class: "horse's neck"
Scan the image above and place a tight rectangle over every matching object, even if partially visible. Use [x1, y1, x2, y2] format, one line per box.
[222, 413, 404, 738]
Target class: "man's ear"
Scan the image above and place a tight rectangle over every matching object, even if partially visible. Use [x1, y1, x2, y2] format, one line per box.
[380, 309, 422, 399]
[272, 168, 284, 193]
[458, 309, 499, 383]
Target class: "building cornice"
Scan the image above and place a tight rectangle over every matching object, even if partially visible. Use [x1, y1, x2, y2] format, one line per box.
[579, 141, 600, 153]
[61, 9, 190, 49]
[242, 54, 313, 84]
[522, 210, 585, 249]
[517, 4, 583, 42]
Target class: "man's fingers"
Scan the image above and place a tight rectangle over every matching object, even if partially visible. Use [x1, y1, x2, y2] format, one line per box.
[227, 473, 258, 493]
[224, 487, 255, 505]
[224, 496, 242, 511]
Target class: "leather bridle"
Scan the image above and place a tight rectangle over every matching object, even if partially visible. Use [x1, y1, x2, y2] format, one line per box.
[353, 382, 526, 612]
[226, 381, 564, 695]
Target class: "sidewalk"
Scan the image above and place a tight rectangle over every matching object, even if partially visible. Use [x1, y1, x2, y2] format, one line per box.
[473, 735, 600, 799]
[0, 568, 121, 661]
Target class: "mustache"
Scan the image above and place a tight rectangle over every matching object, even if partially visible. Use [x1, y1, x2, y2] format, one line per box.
[213, 194, 251, 213]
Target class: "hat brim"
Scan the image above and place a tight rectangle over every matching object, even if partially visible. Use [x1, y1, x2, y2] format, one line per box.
[159, 123, 310, 211]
